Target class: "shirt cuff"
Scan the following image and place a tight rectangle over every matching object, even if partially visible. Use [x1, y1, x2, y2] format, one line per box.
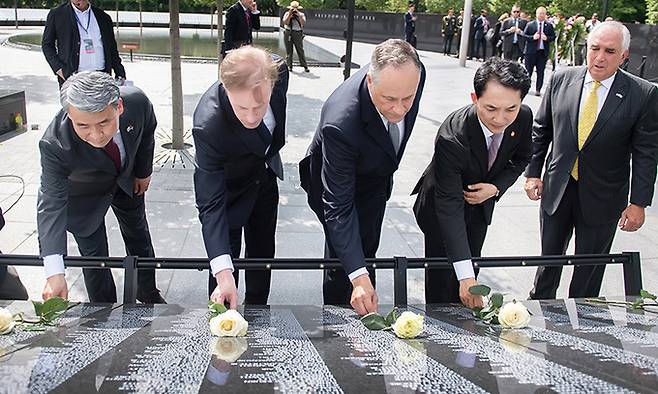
[347, 267, 369, 282]
[251, 10, 260, 14]
[210, 254, 234, 276]
[453, 259, 475, 281]
[43, 254, 65, 278]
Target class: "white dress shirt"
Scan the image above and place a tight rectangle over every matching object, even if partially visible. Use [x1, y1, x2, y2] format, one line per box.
[348, 108, 405, 282]
[450, 118, 499, 281]
[43, 130, 126, 278]
[209, 105, 276, 276]
[73, 5, 105, 72]
[578, 71, 616, 120]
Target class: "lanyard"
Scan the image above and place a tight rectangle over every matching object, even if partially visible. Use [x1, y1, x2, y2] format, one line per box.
[74, 9, 92, 35]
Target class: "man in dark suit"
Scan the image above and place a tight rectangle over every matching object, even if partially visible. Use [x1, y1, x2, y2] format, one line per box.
[222, 0, 261, 55]
[522, 6, 555, 96]
[501, 5, 527, 62]
[524, 22, 658, 299]
[193, 46, 288, 307]
[299, 39, 425, 316]
[42, 0, 125, 85]
[472, 10, 489, 60]
[413, 58, 532, 307]
[39, 71, 163, 304]
[404, 3, 417, 48]
[442, 9, 458, 55]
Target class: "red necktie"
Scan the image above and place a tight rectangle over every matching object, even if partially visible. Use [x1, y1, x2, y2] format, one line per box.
[103, 139, 122, 173]
[244, 10, 251, 28]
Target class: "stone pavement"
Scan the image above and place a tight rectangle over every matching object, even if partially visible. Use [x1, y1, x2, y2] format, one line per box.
[0, 25, 657, 306]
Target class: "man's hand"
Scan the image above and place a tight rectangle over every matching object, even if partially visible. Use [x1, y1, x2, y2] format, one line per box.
[524, 177, 543, 200]
[533, 32, 540, 40]
[42, 274, 68, 300]
[459, 278, 484, 309]
[133, 176, 151, 196]
[540, 33, 547, 41]
[619, 204, 645, 232]
[350, 274, 378, 316]
[251, 0, 258, 12]
[56, 68, 65, 81]
[211, 269, 238, 309]
[464, 183, 497, 205]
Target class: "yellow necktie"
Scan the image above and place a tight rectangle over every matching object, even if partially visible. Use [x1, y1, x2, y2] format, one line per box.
[571, 80, 601, 180]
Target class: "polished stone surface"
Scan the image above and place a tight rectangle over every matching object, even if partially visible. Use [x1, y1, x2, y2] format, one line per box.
[0, 299, 656, 393]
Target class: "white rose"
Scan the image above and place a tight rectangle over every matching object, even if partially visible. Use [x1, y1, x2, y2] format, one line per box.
[498, 301, 531, 329]
[391, 311, 424, 339]
[209, 310, 248, 337]
[498, 329, 532, 353]
[0, 307, 15, 335]
[209, 337, 248, 362]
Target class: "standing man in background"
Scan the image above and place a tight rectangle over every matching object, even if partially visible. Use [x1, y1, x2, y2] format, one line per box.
[42, 0, 125, 86]
[404, 3, 417, 48]
[472, 10, 489, 60]
[282, 1, 309, 72]
[523, 6, 555, 96]
[501, 5, 527, 62]
[442, 9, 458, 55]
[223, 0, 261, 55]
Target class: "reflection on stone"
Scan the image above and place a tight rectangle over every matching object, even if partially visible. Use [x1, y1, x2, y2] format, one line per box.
[209, 337, 247, 363]
[498, 329, 532, 353]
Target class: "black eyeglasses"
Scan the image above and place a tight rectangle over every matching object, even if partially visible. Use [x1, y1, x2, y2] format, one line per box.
[512, 10, 520, 13]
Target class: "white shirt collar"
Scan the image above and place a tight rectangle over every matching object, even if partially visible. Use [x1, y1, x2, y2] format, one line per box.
[239, 1, 248, 11]
[477, 116, 494, 141]
[584, 70, 616, 91]
[72, 3, 91, 16]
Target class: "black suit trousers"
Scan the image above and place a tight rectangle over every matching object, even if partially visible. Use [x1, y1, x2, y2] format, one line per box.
[424, 209, 487, 303]
[525, 49, 548, 91]
[443, 35, 454, 54]
[504, 43, 522, 62]
[207, 169, 278, 304]
[73, 189, 157, 303]
[530, 178, 617, 299]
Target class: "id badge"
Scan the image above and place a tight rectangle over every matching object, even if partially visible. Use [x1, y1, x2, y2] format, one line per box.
[83, 38, 95, 54]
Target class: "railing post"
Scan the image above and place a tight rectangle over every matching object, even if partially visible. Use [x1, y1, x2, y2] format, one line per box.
[123, 256, 138, 304]
[393, 256, 408, 306]
[622, 251, 642, 296]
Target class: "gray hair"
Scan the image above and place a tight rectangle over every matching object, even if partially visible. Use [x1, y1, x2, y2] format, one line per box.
[368, 39, 421, 84]
[60, 71, 120, 112]
[588, 21, 631, 51]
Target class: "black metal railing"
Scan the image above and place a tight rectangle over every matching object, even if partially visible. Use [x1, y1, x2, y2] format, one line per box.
[0, 252, 642, 304]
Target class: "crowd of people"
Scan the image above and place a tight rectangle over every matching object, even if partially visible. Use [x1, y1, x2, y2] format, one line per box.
[0, 0, 655, 320]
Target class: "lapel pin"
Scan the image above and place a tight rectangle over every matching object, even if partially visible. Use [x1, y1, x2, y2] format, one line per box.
[127, 125, 134, 133]
[510, 131, 516, 137]
[615, 93, 623, 99]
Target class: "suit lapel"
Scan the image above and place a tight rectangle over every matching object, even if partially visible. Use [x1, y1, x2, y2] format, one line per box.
[360, 80, 398, 163]
[568, 67, 588, 144]
[466, 106, 488, 177]
[269, 78, 286, 156]
[219, 85, 267, 157]
[582, 71, 629, 149]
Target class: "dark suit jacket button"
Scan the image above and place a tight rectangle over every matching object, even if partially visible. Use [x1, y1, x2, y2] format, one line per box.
[255, 180, 260, 185]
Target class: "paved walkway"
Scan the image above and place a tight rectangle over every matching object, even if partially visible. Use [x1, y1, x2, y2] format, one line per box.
[1, 25, 657, 306]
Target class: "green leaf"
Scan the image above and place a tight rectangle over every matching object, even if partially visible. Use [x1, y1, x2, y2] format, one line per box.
[632, 297, 644, 309]
[385, 308, 399, 326]
[640, 289, 657, 301]
[207, 300, 228, 319]
[490, 316, 500, 325]
[360, 313, 390, 331]
[38, 297, 70, 322]
[490, 293, 504, 309]
[32, 301, 44, 318]
[469, 285, 491, 296]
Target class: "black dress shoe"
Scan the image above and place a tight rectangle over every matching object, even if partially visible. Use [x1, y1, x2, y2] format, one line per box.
[304, 67, 310, 72]
[136, 290, 167, 304]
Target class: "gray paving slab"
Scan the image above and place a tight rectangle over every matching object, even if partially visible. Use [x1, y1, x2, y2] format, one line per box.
[0, 25, 657, 307]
